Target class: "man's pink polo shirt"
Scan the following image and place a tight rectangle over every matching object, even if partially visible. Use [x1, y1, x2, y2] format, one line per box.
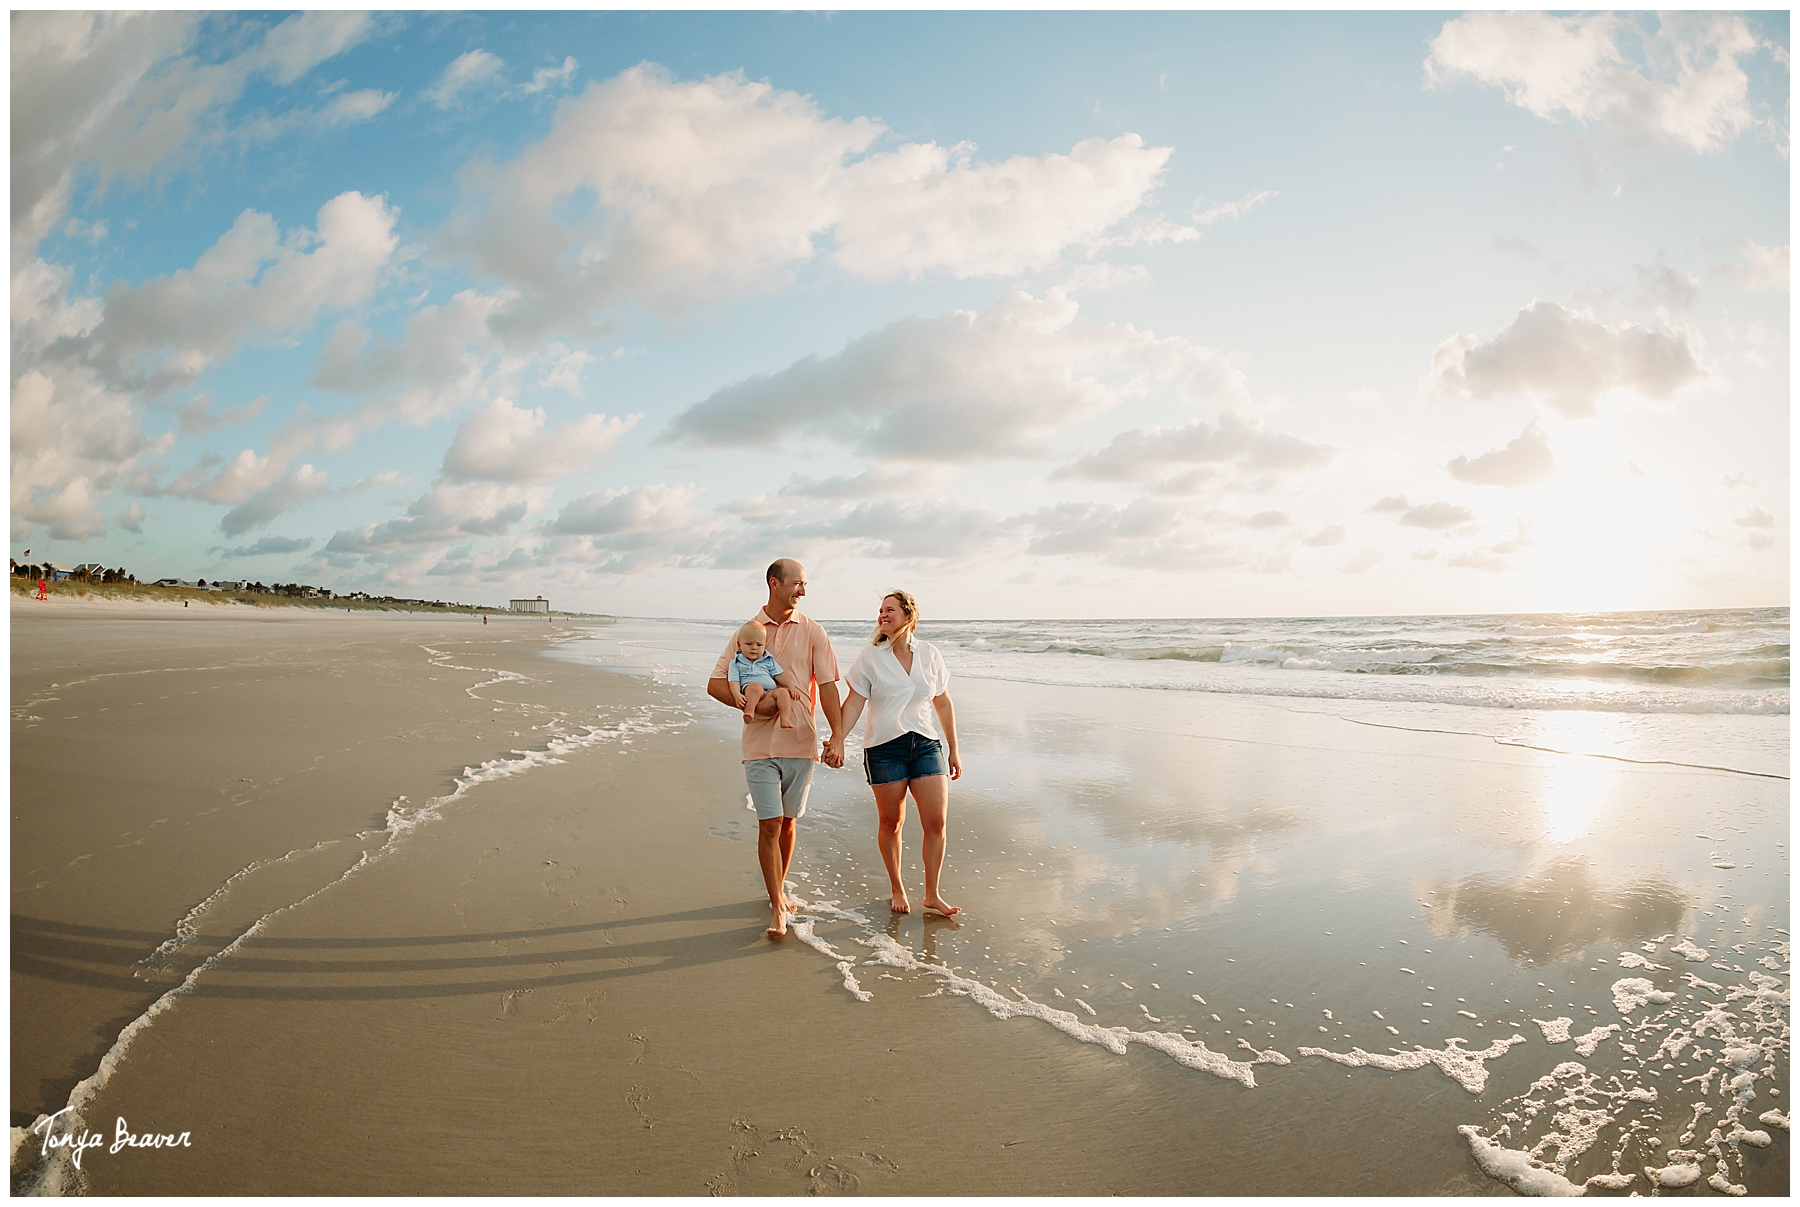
[712, 608, 839, 763]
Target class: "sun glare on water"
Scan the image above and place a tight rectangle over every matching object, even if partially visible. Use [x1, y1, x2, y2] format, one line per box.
[1523, 708, 1624, 845]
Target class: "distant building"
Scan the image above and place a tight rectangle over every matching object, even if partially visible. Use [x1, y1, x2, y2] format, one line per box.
[71, 563, 105, 580]
[43, 562, 74, 581]
[153, 578, 197, 588]
[510, 596, 550, 613]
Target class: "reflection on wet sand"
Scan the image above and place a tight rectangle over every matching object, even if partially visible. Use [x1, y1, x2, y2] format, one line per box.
[1418, 857, 1687, 965]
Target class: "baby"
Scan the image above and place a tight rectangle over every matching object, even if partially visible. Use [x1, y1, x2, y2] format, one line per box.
[727, 621, 805, 728]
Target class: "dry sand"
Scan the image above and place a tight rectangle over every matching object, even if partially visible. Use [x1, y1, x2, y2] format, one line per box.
[10, 602, 1789, 1195]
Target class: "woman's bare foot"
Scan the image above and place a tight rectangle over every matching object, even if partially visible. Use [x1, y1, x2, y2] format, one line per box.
[767, 904, 788, 938]
[922, 897, 961, 918]
[784, 893, 804, 912]
[890, 891, 911, 914]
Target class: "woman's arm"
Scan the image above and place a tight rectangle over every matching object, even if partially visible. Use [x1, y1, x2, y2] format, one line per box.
[932, 691, 961, 780]
[829, 689, 867, 760]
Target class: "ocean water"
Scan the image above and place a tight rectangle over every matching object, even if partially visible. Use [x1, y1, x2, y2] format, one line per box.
[555, 606, 1789, 1194]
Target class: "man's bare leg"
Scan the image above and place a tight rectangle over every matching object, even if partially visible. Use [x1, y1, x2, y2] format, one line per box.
[777, 816, 802, 911]
[873, 781, 911, 913]
[758, 817, 789, 936]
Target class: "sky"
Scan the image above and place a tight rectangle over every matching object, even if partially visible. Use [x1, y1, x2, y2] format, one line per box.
[10, 10, 1790, 620]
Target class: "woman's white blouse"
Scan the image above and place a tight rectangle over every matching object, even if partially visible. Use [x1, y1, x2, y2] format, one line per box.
[846, 639, 951, 749]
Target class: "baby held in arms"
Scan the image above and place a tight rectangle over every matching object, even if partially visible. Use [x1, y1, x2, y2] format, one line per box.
[727, 621, 805, 728]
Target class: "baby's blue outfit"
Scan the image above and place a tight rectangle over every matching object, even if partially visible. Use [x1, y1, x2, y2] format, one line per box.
[728, 651, 785, 691]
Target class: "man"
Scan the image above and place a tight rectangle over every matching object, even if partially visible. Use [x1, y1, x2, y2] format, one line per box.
[707, 559, 843, 938]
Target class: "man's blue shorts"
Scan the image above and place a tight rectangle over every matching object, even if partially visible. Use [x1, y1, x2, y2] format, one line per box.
[863, 731, 947, 785]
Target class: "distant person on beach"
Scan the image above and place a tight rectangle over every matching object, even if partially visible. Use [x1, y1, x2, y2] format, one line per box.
[726, 620, 806, 728]
[707, 559, 843, 939]
[826, 590, 962, 919]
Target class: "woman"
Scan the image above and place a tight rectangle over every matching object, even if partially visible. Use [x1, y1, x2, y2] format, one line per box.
[827, 590, 962, 917]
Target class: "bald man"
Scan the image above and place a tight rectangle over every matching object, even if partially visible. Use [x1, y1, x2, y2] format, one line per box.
[708, 558, 844, 937]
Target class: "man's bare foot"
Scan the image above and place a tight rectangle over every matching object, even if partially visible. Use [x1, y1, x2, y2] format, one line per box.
[767, 904, 788, 938]
[890, 891, 910, 914]
[922, 897, 961, 918]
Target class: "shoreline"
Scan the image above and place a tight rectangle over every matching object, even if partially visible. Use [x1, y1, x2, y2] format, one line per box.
[10, 580, 614, 620]
[12, 609, 1789, 1195]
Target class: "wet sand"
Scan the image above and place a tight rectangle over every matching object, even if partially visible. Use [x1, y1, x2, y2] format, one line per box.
[11, 604, 1789, 1195]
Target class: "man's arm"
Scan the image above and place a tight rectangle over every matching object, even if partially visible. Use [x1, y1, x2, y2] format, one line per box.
[817, 680, 843, 765]
[708, 677, 779, 715]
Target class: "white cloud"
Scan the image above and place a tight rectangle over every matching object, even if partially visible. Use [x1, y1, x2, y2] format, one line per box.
[1302, 524, 1346, 547]
[763, 499, 1017, 566]
[12, 12, 382, 248]
[325, 481, 551, 553]
[1445, 423, 1557, 486]
[1448, 549, 1507, 572]
[217, 465, 331, 537]
[317, 88, 397, 128]
[1396, 502, 1476, 531]
[665, 290, 1246, 463]
[520, 57, 580, 96]
[1057, 263, 1152, 294]
[347, 470, 408, 493]
[1716, 239, 1789, 291]
[440, 397, 637, 484]
[1026, 497, 1246, 572]
[177, 396, 269, 436]
[1341, 548, 1383, 574]
[72, 192, 399, 394]
[1192, 189, 1278, 226]
[1054, 410, 1332, 483]
[312, 290, 505, 431]
[1428, 301, 1702, 418]
[1368, 495, 1409, 513]
[780, 466, 953, 500]
[1721, 471, 1757, 490]
[114, 501, 146, 534]
[252, 12, 379, 87]
[426, 50, 506, 109]
[11, 257, 172, 539]
[1733, 507, 1775, 529]
[16, 475, 108, 541]
[1637, 263, 1700, 311]
[539, 344, 595, 395]
[443, 65, 1176, 339]
[213, 534, 313, 558]
[543, 483, 702, 537]
[1425, 12, 1769, 153]
[834, 133, 1173, 280]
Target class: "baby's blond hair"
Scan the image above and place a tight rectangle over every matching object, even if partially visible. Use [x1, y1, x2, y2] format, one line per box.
[737, 620, 767, 644]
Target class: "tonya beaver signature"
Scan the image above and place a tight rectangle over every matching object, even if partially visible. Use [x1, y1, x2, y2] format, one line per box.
[33, 1107, 191, 1170]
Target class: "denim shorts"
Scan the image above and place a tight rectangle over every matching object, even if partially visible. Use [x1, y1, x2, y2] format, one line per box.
[863, 731, 947, 785]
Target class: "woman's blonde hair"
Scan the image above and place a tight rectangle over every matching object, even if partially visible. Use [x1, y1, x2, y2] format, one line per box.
[870, 589, 919, 646]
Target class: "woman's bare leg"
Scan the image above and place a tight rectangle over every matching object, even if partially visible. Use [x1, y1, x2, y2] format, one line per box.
[910, 775, 959, 916]
[872, 780, 911, 913]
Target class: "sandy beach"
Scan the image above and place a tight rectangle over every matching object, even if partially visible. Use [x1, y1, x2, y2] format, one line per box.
[11, 602, 1789, 1196]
